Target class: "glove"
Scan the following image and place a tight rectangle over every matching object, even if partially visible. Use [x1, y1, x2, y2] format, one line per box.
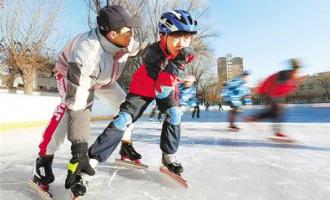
[173, 47, 195, 69]
[65, 143, 95, 189]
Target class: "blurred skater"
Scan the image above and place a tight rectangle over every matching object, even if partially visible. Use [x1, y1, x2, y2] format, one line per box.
[178, 75, 199, 118]
[245, 59, 303, 140]
[221, 71, 251, 131]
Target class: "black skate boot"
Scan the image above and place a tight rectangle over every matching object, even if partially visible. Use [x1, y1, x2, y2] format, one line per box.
[29, 156, 54, 198]
[119, 141, 142, 164]
[162, 153, 183, 175]
[228, 124, 240, 131]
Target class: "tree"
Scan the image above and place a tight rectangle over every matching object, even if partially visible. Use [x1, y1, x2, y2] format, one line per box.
[0, 0, 61, 94]
[198, 74, 218, 104]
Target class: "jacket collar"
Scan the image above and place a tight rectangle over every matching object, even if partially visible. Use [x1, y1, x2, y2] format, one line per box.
[96, 28, 122, 55]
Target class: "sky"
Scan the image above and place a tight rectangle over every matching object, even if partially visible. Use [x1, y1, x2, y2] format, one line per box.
[3, 0, 329, 85]
[60, 0, 330, 84]
[207, 0, 330, 83]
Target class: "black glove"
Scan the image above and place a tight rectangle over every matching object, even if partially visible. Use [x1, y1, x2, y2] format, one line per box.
[173, 47, 195, 69]
[65, 143, 95, 189]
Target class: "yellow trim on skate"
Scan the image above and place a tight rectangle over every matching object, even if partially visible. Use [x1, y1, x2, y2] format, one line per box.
[68, 162, 79, 173]
[0, 115, 114, 133]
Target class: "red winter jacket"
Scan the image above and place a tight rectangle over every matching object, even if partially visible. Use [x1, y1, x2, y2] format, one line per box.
[129, 40, 181, 98]
[257, 70, 299, 98]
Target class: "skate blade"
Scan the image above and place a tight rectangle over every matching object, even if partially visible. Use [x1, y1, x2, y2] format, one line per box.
[27, 179, 53, 200]
[268, 136, 296, 143]
[115, 158, 148, 170]
[159, 166, 188, 189]
[227, 128, 239, 132]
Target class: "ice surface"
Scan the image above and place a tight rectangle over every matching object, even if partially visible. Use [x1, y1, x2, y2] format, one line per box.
[0, 110, 330, 200]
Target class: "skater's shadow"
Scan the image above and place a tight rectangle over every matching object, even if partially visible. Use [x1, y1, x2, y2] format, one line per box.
[182, 127, 231, 133]
[108, 166, 181, 189]
[131, 133, 330, 152]
[0, 160, 71, 200]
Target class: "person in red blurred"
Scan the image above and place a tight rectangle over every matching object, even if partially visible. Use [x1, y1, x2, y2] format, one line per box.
[245, 59, 302, 139]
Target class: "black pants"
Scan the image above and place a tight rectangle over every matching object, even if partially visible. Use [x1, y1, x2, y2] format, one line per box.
[192, 105, 200, 118]
[251, 97, 283, 132]
[228, 106, 239, 126]
[89, 93, 181, 162]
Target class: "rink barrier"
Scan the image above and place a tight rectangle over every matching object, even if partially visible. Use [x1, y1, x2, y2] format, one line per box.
[0, 115, 114, 133]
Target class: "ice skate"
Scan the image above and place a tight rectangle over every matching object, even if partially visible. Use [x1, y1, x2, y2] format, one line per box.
[69, 174, 90, 200]
[28, 156, 54, 200]
[69, 159, 97, 200]
[28, 178, 53, 200]
[269, 132, 296, 143]
[160, 153, 188, 188]
[115, 141, 148, 169]
[228, 125, 240, 131]
[161, 153, 183, 175]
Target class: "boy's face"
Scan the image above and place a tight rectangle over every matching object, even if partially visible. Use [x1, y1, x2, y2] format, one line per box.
[166, 33, 194, 57]
[107, 26, 133, 47]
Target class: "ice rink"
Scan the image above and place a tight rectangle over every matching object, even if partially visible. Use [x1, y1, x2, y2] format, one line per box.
[1, 109, 330, 200]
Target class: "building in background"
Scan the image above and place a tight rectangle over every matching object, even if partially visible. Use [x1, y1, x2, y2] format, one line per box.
[292, 71, 330, 103]
[217, 54, 244, 102]
[217, 54, 244, 85]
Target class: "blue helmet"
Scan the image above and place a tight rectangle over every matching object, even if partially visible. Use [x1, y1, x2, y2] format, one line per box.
[158, 10, 197, 34]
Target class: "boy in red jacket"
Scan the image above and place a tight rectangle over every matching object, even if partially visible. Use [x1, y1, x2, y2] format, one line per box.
[85, 10, 198, 177]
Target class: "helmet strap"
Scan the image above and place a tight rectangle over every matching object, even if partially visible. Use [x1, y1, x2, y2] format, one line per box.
[160, 34, 175, 61]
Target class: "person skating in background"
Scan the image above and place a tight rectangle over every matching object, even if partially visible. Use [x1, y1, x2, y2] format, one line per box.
[177, 75, 199, 118]
[29, 5, 143, 198]
[149, 100, 163, 121]
[87, 10, 198, 177]
[244, 59, 303, 139]
[221, 71, 251, 131]
[205, 101, 210, 111]
[218, 102, 224, 111]
[192, 102, 200, 118]
[148, 100, 157, 120]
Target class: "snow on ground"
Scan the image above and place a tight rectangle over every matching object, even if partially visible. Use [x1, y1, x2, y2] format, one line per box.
[1, 111, 330, 200]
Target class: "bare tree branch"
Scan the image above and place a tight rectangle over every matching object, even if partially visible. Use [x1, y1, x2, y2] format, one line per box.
[1, 0, 62, 94]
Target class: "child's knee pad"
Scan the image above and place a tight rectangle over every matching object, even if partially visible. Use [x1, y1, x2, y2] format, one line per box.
[113, 112, 132, 130]
[166, 107, 182, 125]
